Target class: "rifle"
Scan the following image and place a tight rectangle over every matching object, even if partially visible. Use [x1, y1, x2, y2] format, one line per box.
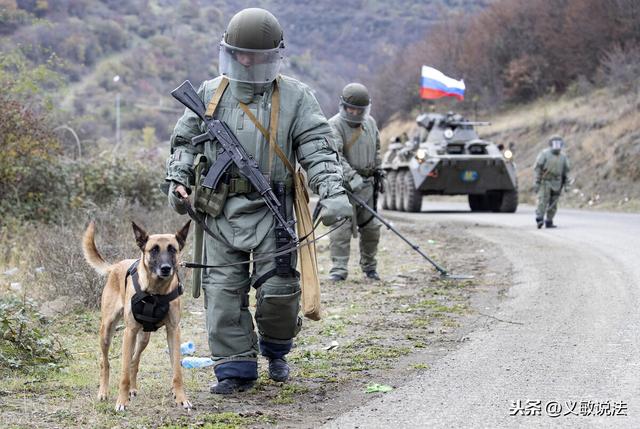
[344, 189, 473, 280]
[171, 80, 297, 243]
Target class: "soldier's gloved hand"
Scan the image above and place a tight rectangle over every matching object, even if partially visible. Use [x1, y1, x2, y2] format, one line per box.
[318, 193, 352, 226]
[168, 182, 190, 215]
[348, 174, 366, 193]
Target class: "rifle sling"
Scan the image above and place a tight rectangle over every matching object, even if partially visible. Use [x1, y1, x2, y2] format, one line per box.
[344, 126, 363, 153]
[205, 78, 229, 118]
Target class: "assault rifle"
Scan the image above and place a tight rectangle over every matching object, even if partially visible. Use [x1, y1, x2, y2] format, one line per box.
[171, 80, 297, 242]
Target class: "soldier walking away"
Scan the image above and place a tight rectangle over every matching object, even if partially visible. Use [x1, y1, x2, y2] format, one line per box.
[328, 83, 383, 282]
[165, 8, 351, 394]
[534, 135, 571, 228]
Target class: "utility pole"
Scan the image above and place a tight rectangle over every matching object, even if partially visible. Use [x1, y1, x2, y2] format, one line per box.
[113, 75, 121, 147]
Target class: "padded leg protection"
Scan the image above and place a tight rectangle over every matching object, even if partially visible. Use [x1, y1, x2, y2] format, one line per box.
[255, 283, 302, 342]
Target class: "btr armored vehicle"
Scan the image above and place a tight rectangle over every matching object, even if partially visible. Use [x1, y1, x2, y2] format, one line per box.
[381, 112, 518, 212]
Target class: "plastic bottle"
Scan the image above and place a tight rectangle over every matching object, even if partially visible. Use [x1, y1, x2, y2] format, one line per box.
[181, 356, 214, 369]
[180, 341, 196, 355]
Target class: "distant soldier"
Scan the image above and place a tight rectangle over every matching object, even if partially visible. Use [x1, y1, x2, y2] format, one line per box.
[534, 135, 571, 228]
[328, 83, 383, 281]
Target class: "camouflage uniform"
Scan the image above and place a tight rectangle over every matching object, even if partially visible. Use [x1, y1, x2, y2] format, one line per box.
[165, 8, 350, 387]
[328, 83, 382, 280]
[534, 136, 571, 228]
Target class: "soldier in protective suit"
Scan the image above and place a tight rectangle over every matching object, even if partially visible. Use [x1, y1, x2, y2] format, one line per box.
[165, 8, 351, 394]
[534, 135, 571, 228]
[328, 83, 383, 281]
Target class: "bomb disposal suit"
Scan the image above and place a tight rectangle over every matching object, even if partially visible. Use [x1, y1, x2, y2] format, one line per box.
[328, 83, 383, 280]
[534, 135, 571, 228]
[165, 8, 351, 390]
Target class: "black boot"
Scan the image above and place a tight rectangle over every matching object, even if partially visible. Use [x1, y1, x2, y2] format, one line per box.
[268, 358, 290, 382]
[536, 218, 544, 229]
[329, 273, 346, 282]
[364, 270, 381, 281]
[545, 220, 557, 228]
[210, 378, 255, 394]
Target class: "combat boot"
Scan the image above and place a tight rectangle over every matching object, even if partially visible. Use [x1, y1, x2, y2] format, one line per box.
[364, 270, 381, 281]
[268, 358, 290, 382]
[210, 378, 255, 395]
[545, 220, 557, 228]
[329, 273, 346, 282]
[536, 218, 544, 229]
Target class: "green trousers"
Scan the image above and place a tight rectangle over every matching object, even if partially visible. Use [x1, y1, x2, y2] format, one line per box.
[201, 215, 302, 373]
[329, 183, 381, 278]
[536, 181, 561, 221]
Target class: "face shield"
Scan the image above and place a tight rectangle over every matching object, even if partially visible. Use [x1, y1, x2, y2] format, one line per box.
[219, 41, 283, 83]
[550, 138, 564, 152]
[338, 99, 371, 124]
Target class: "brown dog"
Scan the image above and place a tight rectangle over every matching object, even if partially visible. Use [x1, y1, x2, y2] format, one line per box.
[82, 220, 192, 412]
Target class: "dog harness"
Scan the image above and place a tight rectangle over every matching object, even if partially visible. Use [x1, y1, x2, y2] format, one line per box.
[126, 260, 183, 332]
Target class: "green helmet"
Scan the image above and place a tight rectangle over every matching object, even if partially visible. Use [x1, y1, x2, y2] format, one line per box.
[219, 8, 284, 83]
[339, 83, 371, 124]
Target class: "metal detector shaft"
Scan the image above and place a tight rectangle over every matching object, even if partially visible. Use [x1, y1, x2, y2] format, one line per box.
[343, 189, 449, 276]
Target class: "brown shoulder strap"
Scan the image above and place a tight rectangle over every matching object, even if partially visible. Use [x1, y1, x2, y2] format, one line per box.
[238, 79, 295, 175]
[205, 78, 229, 118]
[344, 126, 363, 153]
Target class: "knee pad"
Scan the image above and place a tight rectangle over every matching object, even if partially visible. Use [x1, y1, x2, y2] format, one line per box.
[255, 284, 302, 341]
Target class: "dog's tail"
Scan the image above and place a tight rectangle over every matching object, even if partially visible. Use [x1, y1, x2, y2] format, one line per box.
[82, 221, 112, 275]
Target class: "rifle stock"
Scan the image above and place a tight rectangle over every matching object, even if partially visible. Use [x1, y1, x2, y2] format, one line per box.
[171, 81, 207, 121]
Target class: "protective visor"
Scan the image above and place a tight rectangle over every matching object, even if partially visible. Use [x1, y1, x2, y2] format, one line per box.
[219, 41, 283, 83]
[550, 139, 564, 150]
[338, 99, 371, 124]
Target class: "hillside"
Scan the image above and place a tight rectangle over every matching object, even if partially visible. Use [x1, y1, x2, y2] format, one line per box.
[0, 0, 487, 147]
[381, 86, 640, 211]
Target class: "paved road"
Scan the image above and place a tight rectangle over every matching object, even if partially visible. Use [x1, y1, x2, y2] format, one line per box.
[325, 202, 640, 428]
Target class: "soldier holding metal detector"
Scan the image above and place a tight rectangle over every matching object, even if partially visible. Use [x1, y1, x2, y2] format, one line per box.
[534, 135, 571, 228]
[165, 8, 351, 394]
[328, 83, 384, 282]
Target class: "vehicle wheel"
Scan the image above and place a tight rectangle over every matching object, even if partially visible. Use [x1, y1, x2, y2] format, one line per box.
[395, 170, 407, 211]
[383, 171, 397, 210]
[468, 194, 489, 212]
[403, 171, 422, 213]
[487, 191, 503, 212]
[500, 189, 518, 213]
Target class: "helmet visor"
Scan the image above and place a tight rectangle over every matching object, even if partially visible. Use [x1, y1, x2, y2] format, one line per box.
[550, 138, 564, 151]
[219, 41, 283, 83]
[338, 99, 371, 124]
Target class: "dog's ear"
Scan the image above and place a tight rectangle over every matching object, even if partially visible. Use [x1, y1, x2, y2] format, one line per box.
[175, 220, 191, 250]
[131, 221, 149, 250]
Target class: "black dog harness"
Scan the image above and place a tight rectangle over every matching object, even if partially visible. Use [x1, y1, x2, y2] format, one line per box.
[126, 260, 183, 332]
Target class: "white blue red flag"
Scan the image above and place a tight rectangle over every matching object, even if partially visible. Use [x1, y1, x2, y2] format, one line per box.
[420, 65, 465, 101]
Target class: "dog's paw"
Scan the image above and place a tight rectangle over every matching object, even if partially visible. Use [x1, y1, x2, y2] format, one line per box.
[177, 398, 192, 410]
[97, 389, 108, 401]
[129, 389, 138, 399]
[115, 397, 129, 412]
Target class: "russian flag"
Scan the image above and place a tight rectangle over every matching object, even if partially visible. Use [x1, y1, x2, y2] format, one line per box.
[420, 66, 465, 101]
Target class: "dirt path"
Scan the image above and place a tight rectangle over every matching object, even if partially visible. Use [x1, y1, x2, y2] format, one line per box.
[0, 214, 510, 428]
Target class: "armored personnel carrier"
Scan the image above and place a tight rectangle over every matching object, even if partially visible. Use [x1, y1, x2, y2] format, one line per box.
[381, 112, 518, 213]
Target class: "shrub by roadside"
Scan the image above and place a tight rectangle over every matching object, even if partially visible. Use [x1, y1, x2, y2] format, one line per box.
[0, 296, 69, 374]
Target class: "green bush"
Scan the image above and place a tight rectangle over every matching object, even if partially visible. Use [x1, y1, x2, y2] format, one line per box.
[0, 297, 70, 374]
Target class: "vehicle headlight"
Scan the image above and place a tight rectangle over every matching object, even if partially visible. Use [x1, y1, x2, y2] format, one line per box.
[416, 149, 427, 162]
[503, 149, 513, 160]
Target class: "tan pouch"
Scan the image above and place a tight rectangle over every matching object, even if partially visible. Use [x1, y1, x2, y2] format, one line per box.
[293, 168, 322, 320]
